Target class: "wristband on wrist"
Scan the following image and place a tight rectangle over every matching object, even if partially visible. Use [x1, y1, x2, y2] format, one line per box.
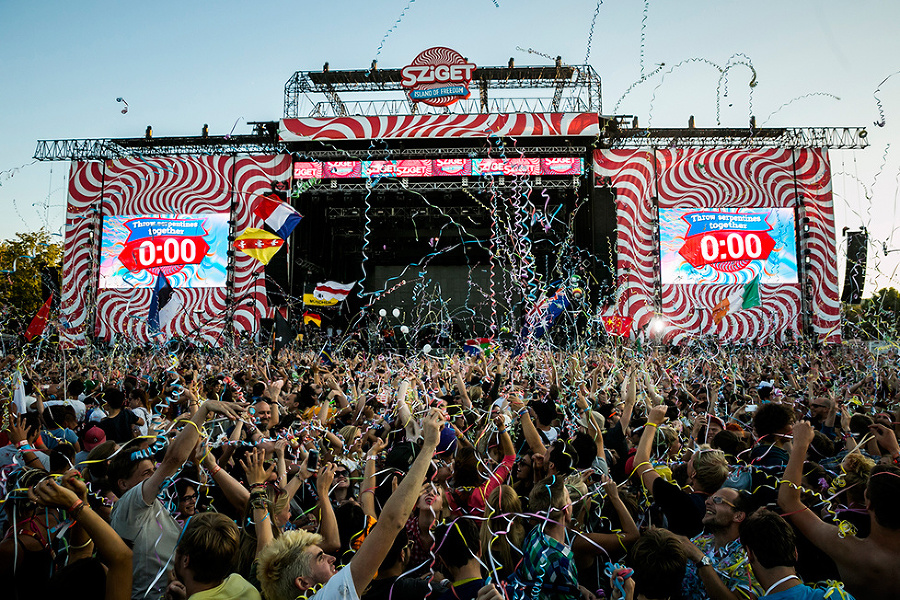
[210, 465, 222, 477]
[16, 440, 29, 448]
[646, 422, 660, 429]
[68, 499, 85, 517]
[17, 444, 34, 452]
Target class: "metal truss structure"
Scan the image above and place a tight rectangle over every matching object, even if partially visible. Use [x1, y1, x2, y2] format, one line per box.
[34, 135, 284, 161]
[308, 96, 594, 118]
[284, 64, 602, 117]
[297, 145, 588, 159]
[608, 126, 869, 149]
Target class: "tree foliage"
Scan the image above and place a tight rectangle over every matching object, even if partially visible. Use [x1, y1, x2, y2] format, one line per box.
[0, 230, 63, 328]
[842, 287, 900, 341]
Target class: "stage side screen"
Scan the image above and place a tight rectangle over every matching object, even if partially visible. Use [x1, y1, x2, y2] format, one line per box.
[99, 214, 229, 288]
[659, 207, 798, 285]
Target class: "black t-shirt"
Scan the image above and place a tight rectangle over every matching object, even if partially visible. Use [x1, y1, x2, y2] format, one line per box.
[98, 409, 139, 443]
[362, 575, 443, 600]
[652, 477, 707, 537]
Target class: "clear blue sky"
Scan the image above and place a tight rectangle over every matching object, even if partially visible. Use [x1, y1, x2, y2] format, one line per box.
[1, 0, 899, 292]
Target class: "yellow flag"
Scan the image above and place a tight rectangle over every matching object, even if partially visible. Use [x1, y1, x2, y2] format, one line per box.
[303, 294, 338, 307]
[234, 228, 284, 265]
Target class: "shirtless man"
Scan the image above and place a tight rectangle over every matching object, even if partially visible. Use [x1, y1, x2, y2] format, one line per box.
[778, 420, 900, 600]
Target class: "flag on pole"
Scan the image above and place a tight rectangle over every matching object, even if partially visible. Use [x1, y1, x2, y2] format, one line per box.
[522, 287, 570, 340]
[234, 228, 285, 265]
[148, 274, 179, 331]
[303, 294, 338, 307]
[314, 281, 354, 302]
[712, 275, 761, 325]
[464, 337, 492, 355]
[602, 315, 634, 337]
[272, 310, 295, 356]
[13, 370, 27, 415]
[252, 194, 302, 239]
[24, 295, 53, 341]
[303, 311, 322, 327]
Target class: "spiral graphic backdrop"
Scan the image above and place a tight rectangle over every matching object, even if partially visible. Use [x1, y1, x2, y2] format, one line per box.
[594, 148, 839, 343]
[61, 154, 291, 346]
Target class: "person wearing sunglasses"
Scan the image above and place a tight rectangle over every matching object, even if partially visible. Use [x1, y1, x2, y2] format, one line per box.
[677, 488, 762, 600]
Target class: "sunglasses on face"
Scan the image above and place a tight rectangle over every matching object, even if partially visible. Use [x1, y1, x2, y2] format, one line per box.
[335, 470, 350, 478]
[710, 495, 736, 508]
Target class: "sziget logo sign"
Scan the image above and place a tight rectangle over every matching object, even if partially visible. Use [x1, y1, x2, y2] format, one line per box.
[401, 47, 475, 107]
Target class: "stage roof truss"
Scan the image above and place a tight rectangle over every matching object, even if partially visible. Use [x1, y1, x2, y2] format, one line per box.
[284, 64, 602, 118]
[608, 126, 869, 149]
[34, 126, 868, 162]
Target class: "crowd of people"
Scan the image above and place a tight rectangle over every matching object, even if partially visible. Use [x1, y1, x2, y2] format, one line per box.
[2, 340, 900, 600]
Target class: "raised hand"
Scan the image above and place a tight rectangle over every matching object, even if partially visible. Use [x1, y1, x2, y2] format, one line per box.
[239, 448, 275, 486]
[792, 420, 816, 449]
[203, 399, 248, 420]
[29, 477, 80, 509]
[869, 423, 900, 458]
[422, 408, 444, 448]
[317, 463, 336, 495]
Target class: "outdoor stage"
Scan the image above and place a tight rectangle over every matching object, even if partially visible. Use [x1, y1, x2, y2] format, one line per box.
[35, 53, 868, 347]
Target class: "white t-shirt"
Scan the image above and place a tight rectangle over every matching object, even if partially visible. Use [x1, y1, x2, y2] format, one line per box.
[132, 406, 151, 437]
[312, 564, 359, 600]
[110, 481, 181, 600]
[44, 399, 87, 422]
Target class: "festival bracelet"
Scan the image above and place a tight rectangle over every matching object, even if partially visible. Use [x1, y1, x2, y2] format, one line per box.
[17, 444, 34, 452]
[16, 440, 30, 449]
[68, 499, 86, 518]
[646, 422, 660, 429]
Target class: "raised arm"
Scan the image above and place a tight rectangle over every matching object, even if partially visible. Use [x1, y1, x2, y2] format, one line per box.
[144, 400, 246, 506]
[31, 475, 133, 600]
[349, 409, 443, 597]
[240, 448, 276, 557]
[633, 405, 667, 491]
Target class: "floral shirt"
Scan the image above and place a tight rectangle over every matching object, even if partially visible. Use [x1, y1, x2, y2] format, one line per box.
[682, 534, 761, 600]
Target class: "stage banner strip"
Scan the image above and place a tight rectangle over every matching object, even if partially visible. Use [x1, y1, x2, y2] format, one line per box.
[280, 113, 599, 141]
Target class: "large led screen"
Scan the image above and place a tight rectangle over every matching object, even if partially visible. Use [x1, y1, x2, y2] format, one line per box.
[99, 214, 229, 288]
[659, 208, 798, 284]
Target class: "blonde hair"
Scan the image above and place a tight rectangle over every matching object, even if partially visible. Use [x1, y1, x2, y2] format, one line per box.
[257, 529, 324, 600]
[480, 485, 523, 576]
[339, 425, 360, 444]
[692, 448, 730, 493]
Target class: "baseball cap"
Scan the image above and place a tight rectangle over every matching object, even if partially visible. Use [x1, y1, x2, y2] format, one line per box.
[83, 426, 107, 451]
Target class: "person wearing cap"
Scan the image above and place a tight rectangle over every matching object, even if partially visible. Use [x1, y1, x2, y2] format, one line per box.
[75, 425, 107, 467]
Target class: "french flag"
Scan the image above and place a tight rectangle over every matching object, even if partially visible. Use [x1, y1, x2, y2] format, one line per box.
[252, 194, 303, 239]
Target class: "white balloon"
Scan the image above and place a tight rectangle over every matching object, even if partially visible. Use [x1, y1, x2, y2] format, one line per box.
[422, 344, 432, 353]
[392, 308, 401, 318]
[400, 325, 409, 334]
[378, 309, 387, 317]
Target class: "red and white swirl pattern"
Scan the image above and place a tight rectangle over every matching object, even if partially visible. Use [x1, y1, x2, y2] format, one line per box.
[594, 148, 839, 343]
[62, 155, 291, 346]
[279, 113, 599, 141]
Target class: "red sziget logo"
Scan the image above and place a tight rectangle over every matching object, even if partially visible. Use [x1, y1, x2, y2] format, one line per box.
[401, 47, 475, 107]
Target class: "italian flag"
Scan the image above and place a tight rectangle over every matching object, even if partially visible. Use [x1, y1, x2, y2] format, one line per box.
[712, 275, 761, 325]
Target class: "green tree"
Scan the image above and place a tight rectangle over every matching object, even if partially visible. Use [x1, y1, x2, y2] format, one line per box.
[842, 287, 900, 341]
[0, 230, 63, 328]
